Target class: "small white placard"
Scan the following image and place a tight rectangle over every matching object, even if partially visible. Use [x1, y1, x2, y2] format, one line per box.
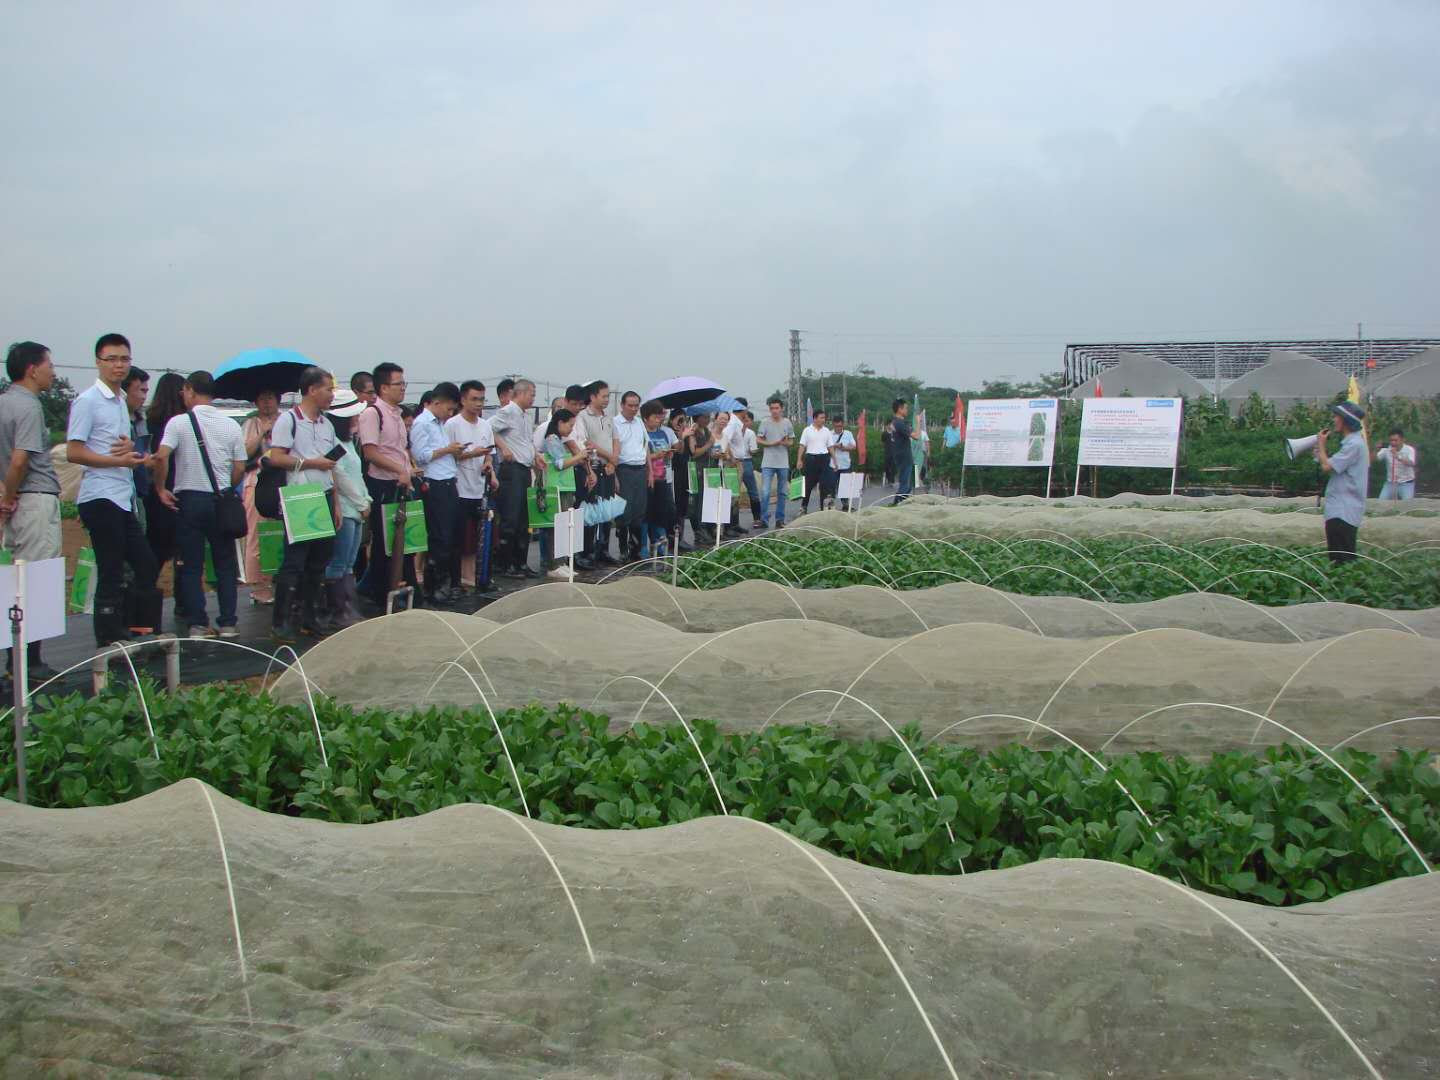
[552, 509, 583, 558]
[701, 487, 732, 524]
[0, 558, 68, 643]
[837, 472, 864, 499]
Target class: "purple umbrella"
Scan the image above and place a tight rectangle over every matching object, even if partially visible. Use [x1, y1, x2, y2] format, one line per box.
[645, 376, 726, 409]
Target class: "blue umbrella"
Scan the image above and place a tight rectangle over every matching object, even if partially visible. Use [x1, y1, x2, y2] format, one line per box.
[685, 393, 746, 417]
[213, 348, 317, 401]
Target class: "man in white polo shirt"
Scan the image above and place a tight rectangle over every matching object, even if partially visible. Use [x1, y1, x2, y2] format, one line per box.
[266, 366, 340, 639]
[149, 370, 247, 639]
[409, 381, 465, 603]
[796, 409, 834, 515]
[489, 377, 545, 578]
[1374, 428, 1418, 501]
[67, 332, 160, 646]
[722, 407, 760, 536]
[828, 415, 857, 510]
[612, 390, 649, 562]
[445, 379, 498, 594]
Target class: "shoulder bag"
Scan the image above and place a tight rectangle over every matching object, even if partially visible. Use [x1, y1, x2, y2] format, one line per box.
[187, 411, 249, 540]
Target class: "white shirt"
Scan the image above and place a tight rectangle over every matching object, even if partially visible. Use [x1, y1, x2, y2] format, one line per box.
[1376, 444, 1417, 485]
[159, 405, 246, 494]
[830, 429, 856, 470]
[446, 413, 494, 500]
[726, 422, 753, 460]
[614, 413, 649, 465]
[721, 414, 743, 456]
[489, 401, 535, 466]
[798, 423, 834, 456]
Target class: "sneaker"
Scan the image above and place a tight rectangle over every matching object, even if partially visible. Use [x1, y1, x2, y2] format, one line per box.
[752, 521, 767, 531]
[188, 625, 216, 639]
[547, 566, 574, 581]
[217, 625, 239, 639]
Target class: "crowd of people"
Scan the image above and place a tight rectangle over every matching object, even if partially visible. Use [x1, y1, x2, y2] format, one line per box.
[0, 335, 1416, 683]
[0, 335, 903, 673]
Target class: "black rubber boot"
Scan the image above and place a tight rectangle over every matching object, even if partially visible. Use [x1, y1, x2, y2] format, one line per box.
[93, 603, 131, 648]
[300, 577, 333, 637]
[327, 577, 361, 630]
[271, 580, 297, 644]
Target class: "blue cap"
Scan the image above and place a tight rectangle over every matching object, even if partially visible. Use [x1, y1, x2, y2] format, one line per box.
[1332, 401, 1366, 429]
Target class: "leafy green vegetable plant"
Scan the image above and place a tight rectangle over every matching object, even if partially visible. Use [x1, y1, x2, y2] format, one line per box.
[4, 682, 1435, 908]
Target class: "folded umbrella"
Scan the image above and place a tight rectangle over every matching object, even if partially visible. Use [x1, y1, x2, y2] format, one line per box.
[213, 348, 317, 402]
[645, 376, 726, 409]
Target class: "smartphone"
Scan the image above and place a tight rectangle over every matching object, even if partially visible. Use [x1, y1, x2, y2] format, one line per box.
[323, 444, 347, 461]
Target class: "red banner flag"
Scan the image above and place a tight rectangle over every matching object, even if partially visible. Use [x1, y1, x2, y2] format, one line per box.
[855, 409, 867, 465]
[951, 393, 965, 439]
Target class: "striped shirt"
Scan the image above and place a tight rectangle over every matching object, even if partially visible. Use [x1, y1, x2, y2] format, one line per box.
[489, 402, 536, 466]
[158, 406, 246, 494]
[269, 407, 339, 491]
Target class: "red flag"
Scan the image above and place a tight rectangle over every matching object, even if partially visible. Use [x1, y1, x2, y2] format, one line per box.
[856, 409, 867, 465]
[1094, 378, 1104, 398]
[951, 393, 965, 439]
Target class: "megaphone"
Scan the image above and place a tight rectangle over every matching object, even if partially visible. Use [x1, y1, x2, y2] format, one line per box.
[1284, 433, 1320, 460]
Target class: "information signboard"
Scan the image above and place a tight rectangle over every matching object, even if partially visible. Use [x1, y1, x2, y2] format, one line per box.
[962, 399, 1058, 468]
[1076, 398, 1182, 469]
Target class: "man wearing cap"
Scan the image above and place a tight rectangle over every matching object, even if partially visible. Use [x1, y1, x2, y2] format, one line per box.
[320, 387, 371, 629]
[1317, 401, 1369, 564]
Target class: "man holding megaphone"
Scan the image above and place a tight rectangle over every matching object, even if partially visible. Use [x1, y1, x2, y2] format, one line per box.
[1316, 401, 1369, 564]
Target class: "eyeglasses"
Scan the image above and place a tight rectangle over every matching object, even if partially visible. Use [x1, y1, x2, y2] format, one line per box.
[385, 381, 408, 389]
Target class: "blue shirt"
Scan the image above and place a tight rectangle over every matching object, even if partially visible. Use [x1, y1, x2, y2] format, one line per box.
[68, 380, 135, 510]
[409, 410, 457, 481]
[1323, 431, 1369, 527]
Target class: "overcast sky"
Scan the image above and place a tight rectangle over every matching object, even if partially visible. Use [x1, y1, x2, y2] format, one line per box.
[3, 1, 1437, 400]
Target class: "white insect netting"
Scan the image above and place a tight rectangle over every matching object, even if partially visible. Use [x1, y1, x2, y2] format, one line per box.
[912, 493, 1440, 513]
[270, 610, 1440, 756]
[479, 578, 1440, 641]
[1, 782, 1434, 1078]
[807, 496, 1440, 547]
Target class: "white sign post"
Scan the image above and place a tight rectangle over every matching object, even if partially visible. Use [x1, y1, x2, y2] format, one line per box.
[552, 509, 583, 581]
[702, 487, 733, 550]
[1074, 397, 1183, 496]
[836, 471, 865, 512]
[961, 398, 1060, 497]
[0, 558, 67, 805]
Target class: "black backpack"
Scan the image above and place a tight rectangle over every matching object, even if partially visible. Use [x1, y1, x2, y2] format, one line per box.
[254, 410, 300, 520]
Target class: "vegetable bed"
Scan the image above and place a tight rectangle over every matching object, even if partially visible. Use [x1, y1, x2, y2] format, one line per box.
[679, 537, 1440, 607]
[6, 683, 1436, 907]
